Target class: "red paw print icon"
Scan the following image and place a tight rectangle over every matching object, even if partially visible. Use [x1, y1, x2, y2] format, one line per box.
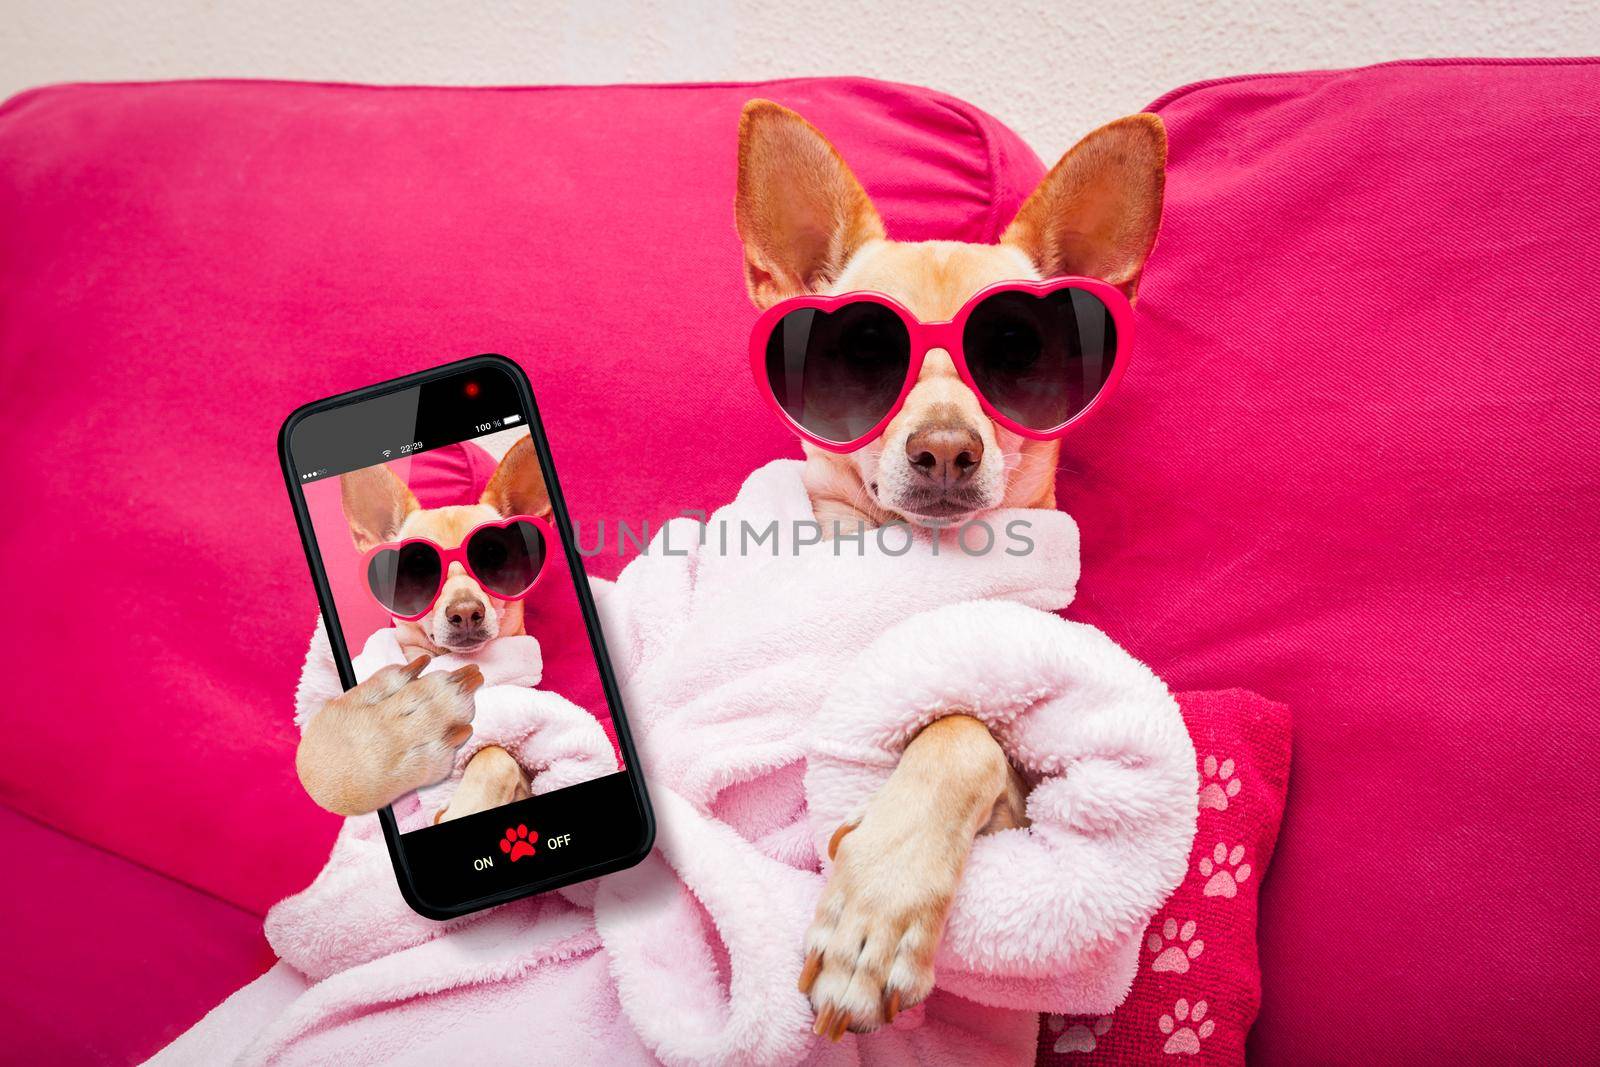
[500, 824, 538, 862]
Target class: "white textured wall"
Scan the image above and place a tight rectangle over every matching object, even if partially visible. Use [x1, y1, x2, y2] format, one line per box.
[8, 0, 1598, 160]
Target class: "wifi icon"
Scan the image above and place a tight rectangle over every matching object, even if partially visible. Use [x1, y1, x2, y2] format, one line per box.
[382, 450, 392, 458]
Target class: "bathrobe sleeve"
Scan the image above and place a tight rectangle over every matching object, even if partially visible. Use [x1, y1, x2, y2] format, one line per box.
[263, 813, 465, 981]
[803, 599, 1199, 1015]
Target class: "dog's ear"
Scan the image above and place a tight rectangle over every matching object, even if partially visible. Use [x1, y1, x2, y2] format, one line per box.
[340, 465, 419, 554]
[481, 436, 551, 519]
[735, 99, 886, 309]
[1002, 114, 1167, 301]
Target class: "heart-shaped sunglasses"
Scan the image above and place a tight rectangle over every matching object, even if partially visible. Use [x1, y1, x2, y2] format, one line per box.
[750, 277, 1132, 452]
[362, 514, 553, 621]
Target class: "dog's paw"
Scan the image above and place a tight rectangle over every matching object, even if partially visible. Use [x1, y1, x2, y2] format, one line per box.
[299, 656, 483, 815]
[364, 656, 483, 783]
[798, 818, 951, 1039]
[435, 744, 530, 823]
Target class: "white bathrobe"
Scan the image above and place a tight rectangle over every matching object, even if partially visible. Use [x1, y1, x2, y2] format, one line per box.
[158, 460, 1197, 1067]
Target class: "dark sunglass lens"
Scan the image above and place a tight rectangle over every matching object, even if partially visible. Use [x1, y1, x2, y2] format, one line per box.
[467, 521, 546, 597]
[368, 542, 442, 617]
[963, 288, 1117, 431]
[765, 302, 911, 444]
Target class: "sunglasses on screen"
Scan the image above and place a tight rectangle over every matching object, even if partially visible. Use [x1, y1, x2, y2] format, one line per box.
[363, 514, 552, 621]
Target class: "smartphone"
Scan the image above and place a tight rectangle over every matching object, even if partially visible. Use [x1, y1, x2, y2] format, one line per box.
[280, 354, 653, 918]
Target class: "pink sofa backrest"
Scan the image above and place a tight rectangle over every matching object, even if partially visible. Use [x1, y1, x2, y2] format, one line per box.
[1062, 59, 1599, 1061]
[0, 77, 1043, 917]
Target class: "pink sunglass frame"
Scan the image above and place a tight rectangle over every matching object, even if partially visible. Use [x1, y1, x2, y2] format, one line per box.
[748, 276, 1133, 453]
[360, 513, 556, 621]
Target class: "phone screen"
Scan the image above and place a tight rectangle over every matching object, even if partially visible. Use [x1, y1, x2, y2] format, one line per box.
[283, 357, 650, 915]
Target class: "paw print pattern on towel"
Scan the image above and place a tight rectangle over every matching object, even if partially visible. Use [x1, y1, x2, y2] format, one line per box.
[1046, 1014, 1112, 1054]
[1197, 754, 1241, 811]
[1198, 842, 1251, 898]
[1158, 998, 1214, 1055]
[1147, 917, 1204, 973]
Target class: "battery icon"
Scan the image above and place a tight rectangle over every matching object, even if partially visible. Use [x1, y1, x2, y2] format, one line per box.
[502, 413, 523, 425]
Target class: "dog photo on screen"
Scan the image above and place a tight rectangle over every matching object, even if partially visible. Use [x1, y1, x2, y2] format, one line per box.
[296, 427, 620, 829]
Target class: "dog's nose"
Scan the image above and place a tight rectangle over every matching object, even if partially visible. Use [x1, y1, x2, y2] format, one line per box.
[905, 426, 983, 485]
[445, 598, 486, 629]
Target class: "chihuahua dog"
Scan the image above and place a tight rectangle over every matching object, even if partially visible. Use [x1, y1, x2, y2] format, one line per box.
[737, 101, 1165, 1038]
[295, 101, 1165, 1039]
[297, 435, 552, 821]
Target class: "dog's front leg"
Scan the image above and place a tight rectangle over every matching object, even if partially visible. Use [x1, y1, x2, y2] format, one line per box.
[800, 714, 1020, 1038]
[297, 656, 482, 816]
[433, 745, 530, 823]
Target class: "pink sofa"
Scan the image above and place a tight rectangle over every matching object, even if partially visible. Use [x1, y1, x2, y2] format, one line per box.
[1, 61, 1594, 1063]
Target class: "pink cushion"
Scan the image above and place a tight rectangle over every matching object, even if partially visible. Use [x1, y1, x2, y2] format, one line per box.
[0, 77, 1038, 926]
[1057, 58, 1600, 1061]
[1037, 689, 1290, 1066]
[0, 805, 275, 1064]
